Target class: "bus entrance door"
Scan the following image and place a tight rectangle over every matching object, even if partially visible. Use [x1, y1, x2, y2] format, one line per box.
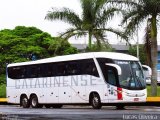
[106, 66, 119, 102]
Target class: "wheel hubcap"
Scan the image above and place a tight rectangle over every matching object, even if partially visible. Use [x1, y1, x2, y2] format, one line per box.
[32, 98, 37, 106]
[22, 98, 28, 106]
[93, 97, 99, 106]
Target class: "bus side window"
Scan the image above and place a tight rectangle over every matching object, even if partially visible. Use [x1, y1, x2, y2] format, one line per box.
[27, 65, 37, 78]
[37, 63, 55, 77]
[92, 66, 99, 77]
[7, 68, 12, 78]
[84, 59, 99, 77]
[20, 67, 26, 79]
[106, 66, 118, 86]
[47, 63, 56, 77]
[10, 67, 26, 79]
[66, 62, 78, 75]
[85, 63, 93, 75]
[37, 65, 41, 77]
[37, 64, 48, 77]
[8, 67, 16, 79]
[57, 63, 66, 76]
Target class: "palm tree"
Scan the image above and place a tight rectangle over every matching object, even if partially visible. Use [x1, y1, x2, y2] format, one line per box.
[110, 0, 160, 96]
[144, 18, 152, 67]
[45, 0, 126, 49]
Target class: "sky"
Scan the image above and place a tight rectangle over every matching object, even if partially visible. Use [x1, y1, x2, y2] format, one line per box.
[0, 0, 159, 45]
[0, 0, 83, 43]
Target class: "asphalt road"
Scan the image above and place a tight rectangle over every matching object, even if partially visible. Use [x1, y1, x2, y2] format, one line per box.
[0, 105, 160, 120]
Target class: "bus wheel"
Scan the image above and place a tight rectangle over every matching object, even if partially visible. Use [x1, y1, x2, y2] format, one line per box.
[30, 95, 41, 108]
[90, 93, 102, 109]
[45, 104, 51, 108]
[21, 95, 30, 108]
[52, 104, 63, 108]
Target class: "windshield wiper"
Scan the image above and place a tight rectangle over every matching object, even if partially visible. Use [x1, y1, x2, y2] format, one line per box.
[136, 75, 144, 88]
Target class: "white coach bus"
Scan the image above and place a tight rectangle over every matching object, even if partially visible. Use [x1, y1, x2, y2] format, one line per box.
[7, 52, 147, 109]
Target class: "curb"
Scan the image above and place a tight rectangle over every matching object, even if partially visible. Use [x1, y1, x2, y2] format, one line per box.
[146, 97, 160, 102]
[0, 98, 8, 105]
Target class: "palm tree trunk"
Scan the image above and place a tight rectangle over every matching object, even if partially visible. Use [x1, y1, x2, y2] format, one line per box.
[94, 34, 101, 50]
[88, 31, 92, 49]
[145, 18, 152, 67]
[150, 15, 158, 96]
[96, 40, 101, 50]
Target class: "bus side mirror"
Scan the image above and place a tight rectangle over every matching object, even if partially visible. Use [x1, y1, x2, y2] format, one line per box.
[142, 65, 152, 84]
[105, 63, 122, 75]
[142, 65, 152, 76]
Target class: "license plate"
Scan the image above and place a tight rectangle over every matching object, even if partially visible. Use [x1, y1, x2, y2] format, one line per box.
[134, 98, 139, 101]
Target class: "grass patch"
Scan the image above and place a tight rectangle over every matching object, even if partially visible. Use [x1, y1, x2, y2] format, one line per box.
[0, 84, 6, 98]
[147, 85, 160, 97]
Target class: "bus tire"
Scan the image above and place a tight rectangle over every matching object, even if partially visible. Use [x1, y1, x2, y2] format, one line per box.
[90, 93, 102, 109]
[30, 95, 42, 108]
[21, 95, 30, 108]
[52, 104, 63, 108]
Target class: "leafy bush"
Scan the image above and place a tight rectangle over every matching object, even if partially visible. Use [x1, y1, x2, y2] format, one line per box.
[0, 74, 6, 85]
[0, 84, 6, 98]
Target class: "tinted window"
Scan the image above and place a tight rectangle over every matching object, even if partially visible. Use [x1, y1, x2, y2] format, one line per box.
[106, 66, 118, 86]
[47, 64, 56, 77]
[7, 59, 99, 79]
[83, 60, 99, 77]
[57, 63, 66, 76]
[97, 58, 118, 86]
[66, 62, 79, 75]
[8, 66, 26, 79]
[27, 66, 37, 78]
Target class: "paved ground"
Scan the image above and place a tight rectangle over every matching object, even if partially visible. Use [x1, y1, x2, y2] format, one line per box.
[0, 105, 160, 120]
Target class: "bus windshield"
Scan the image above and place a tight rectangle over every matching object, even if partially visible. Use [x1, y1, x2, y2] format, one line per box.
[115, 60, 146, 90]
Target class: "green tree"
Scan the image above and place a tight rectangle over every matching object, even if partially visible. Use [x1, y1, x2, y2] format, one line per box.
[48, 37, 78, 56]
[0, 26, 78, 97]
[110, 0, 160, 96]
[128, 45, 147, 65]
[86, 42, 115, 52]
[13, 26, 42, 38]
[45, 0, 126, 49]
[0, 26, 78, 84]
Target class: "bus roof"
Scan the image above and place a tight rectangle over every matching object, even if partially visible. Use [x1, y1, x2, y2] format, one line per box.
[7, 52, 139, 67]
